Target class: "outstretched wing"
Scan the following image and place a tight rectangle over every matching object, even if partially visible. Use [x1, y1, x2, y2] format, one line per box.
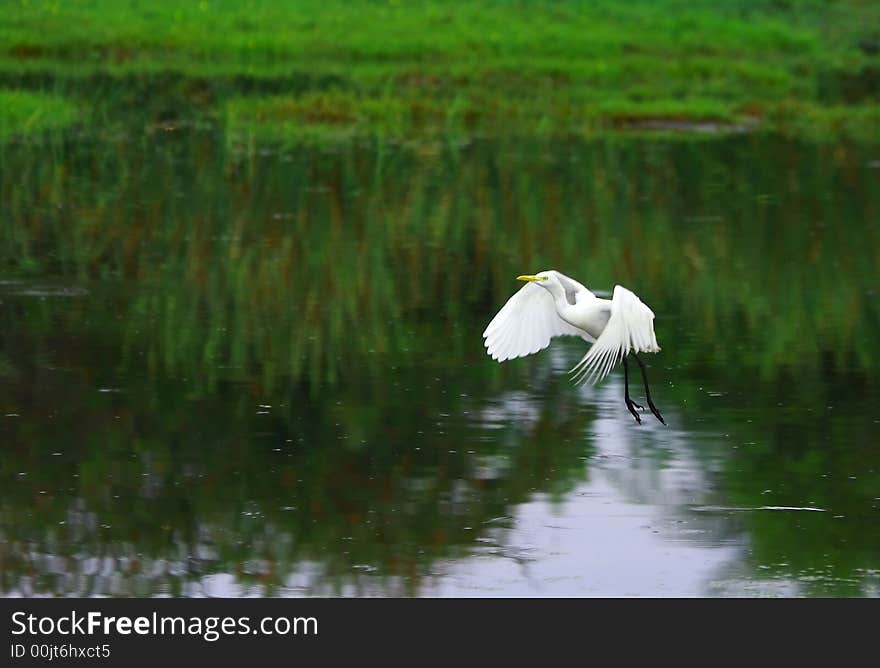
[570, 285, 660, 385]
[483, 282, 588, 362]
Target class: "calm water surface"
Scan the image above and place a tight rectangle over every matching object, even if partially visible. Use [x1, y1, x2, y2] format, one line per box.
[1, 126, 878, 596]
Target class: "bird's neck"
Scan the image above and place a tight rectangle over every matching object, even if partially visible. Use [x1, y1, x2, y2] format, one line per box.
[547, 285, 592, 313]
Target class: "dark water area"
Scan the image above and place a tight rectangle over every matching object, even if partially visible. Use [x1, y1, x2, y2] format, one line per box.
[1, 125, 879, 596]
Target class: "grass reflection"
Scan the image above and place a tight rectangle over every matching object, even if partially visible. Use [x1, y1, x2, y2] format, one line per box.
[3, 132, 878, 386]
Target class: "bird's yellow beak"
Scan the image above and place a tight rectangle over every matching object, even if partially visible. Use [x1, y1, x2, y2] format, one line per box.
[517, 274, 546, 282]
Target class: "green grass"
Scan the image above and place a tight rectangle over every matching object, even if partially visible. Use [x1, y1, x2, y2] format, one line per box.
[0, 89, 77, 140]
[1, 1, 879, 142]
[765, 102, 880, 143]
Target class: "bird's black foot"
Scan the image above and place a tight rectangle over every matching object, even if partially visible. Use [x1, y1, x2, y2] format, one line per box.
[647, 400, 666, 426]
[625, 398, 642, 424]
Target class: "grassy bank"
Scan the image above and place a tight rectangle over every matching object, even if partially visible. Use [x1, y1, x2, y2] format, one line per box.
[0, 89, 77, 141]
[1, 1, 879, 141]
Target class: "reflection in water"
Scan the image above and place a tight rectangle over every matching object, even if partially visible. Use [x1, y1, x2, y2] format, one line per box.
[0, 127, 878, 596]
[428, 376, 738, 597]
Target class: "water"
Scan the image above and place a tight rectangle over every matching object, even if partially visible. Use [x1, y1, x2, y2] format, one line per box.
[1, 125, 879, 597]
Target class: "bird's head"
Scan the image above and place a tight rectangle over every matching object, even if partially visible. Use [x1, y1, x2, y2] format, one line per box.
[517, 270, 581, 305]
[516, 271, 553, 286]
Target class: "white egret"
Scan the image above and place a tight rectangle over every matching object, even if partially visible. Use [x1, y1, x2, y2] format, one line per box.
[482, 270, 665, 425]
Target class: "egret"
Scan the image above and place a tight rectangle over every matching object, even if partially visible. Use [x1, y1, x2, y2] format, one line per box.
[482, 270, 665, 425]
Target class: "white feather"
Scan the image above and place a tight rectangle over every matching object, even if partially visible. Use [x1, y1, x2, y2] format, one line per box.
[570, 285, 660, 385]
[483, 282, 585, 361]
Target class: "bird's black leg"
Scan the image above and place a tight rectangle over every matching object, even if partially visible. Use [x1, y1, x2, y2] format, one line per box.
[634, 353, 666, 425]
[623, 356, 642, 424]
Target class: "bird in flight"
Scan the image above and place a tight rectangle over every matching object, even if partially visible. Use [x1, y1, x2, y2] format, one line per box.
[483, 270, 665, 425]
